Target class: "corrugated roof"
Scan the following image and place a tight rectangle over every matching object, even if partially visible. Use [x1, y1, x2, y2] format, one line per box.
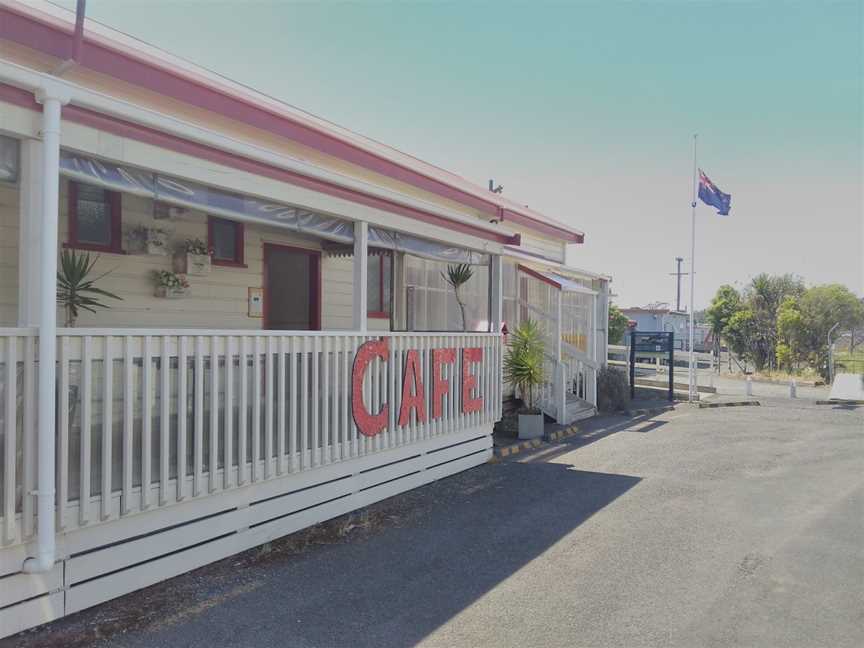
[3, 0, 583, 241]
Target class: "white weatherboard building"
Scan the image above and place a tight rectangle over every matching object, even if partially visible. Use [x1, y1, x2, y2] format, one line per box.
[0, 1, 610, 637]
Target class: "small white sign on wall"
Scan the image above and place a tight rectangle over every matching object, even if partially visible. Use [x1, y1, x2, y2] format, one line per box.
[248, 287, 263, 318]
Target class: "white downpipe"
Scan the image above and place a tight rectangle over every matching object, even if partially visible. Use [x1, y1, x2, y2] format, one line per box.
[353, 221, 368, 333]
[23, 87, 68, 573]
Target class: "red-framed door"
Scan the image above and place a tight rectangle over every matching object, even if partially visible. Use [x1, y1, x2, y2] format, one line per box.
[262, 243, 321, 330]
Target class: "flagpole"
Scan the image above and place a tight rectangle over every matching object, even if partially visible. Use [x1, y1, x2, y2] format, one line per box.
[688, 134, 698, 402]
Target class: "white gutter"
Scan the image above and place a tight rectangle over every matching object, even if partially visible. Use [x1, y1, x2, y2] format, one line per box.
[0, 59, 515, 250]
[503, 246, 611, 282]
[22, 82, 69, 574]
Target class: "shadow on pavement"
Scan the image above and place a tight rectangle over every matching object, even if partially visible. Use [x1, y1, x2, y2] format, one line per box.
[10, 462, 640, 648]
[521, 411, 671, 465]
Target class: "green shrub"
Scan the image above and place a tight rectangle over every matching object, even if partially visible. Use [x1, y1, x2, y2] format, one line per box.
[596, 366, 630, 412]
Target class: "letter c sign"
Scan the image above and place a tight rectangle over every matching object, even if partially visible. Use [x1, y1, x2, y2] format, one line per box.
[352, 338, 389, 437]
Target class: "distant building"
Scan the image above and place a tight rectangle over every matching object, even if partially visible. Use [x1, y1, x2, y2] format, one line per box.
[621, 304, 711, 351]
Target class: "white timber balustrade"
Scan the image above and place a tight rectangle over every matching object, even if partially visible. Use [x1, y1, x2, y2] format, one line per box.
[0, 329, 501, 546]
[0, 329, 38, 548]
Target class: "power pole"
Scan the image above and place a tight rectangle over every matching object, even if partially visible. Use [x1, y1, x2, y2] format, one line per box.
[669, 257, 689, 312]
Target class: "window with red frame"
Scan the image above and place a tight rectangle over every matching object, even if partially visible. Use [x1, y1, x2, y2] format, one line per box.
[367, 252, 392, 318]
[208, 216, 245, 266]
[67, 181, 123, 253]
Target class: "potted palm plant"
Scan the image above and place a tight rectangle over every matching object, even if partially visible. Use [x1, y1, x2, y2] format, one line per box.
[442, 263, 473, 331]
[57, 249, 122, 327]
[504, 319, 546, 439]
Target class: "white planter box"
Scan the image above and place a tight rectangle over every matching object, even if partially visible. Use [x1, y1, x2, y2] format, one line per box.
[185, 253, 211, 276]
[517, 413, 544, 440]
[145, 240, 169, 256]
[155, 286, 188, 299]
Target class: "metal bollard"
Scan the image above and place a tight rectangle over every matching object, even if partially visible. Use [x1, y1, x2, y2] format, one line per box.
[745, 376, 753, 397]
[790, 379, 797, 399]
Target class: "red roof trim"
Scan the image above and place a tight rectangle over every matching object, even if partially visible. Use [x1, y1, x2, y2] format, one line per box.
[0, 83, 38, 109]
[0, 6, 583, 244]
[504, 209, 583, 243]
[517, 264, 562, 290]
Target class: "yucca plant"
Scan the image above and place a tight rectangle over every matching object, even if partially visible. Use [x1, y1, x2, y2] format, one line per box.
[57, 249, 122, 327]
[441, 263, 474, 331]
[503, 319, 545, 413]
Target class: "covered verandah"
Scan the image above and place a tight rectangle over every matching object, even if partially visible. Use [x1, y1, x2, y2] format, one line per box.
[0, 77, 512, 636]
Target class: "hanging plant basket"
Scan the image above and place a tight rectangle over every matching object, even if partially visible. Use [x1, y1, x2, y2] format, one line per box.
[153, 270, 190, 299]
[126, 225, 172, 256]
[146, 239, 169, 256]
[178, 238, 212, 276]
[185, 252, 211, 276]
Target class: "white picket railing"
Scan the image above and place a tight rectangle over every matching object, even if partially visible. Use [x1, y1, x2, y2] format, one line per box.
[537, 351, 597, 422]
[562, 351, 597, 406]
[0, 329, 502, 548]
[0, 328, 38, 547]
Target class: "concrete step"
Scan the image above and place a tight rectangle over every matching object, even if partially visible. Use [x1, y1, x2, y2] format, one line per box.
[829, 373, 864, 402]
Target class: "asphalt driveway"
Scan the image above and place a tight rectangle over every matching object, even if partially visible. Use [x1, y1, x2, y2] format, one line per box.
[8, 399, 863, 648]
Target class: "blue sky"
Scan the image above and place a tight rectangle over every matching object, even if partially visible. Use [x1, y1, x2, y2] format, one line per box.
[54, 0, 863, 308]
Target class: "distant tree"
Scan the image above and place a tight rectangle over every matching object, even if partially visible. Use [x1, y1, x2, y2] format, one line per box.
[776, 296, 807, 370]
[704, 278, 861, 376]
[706, 285, 742, 346]
[743, 274, 805, 370]
[791, 285, 864, 378]
[608, 304, 629, 345]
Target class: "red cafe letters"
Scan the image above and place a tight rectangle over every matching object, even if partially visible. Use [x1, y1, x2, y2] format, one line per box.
[352, 338, 484, 437]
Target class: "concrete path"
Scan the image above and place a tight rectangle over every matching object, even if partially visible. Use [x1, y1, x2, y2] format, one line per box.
[8, 399, 863, 648]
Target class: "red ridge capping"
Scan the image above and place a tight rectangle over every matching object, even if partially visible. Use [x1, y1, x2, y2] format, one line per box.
[0, 6, 583, 244]
[517, 264, 562, 290]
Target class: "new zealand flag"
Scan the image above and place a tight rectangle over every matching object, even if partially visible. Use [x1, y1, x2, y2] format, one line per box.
[698, 169, 731, 215]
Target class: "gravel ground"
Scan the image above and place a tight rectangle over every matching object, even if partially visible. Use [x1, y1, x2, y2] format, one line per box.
[7, 398, 862, 648]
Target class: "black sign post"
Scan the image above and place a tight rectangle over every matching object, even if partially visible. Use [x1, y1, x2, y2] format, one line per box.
[629, 331, 675, 401]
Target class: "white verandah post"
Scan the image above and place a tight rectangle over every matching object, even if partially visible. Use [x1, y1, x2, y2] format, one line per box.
[490, 254, 503, 333]
[591, 292, 599, 407]
[555, 289, 566, 424]
[352, 220, 368, 333]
